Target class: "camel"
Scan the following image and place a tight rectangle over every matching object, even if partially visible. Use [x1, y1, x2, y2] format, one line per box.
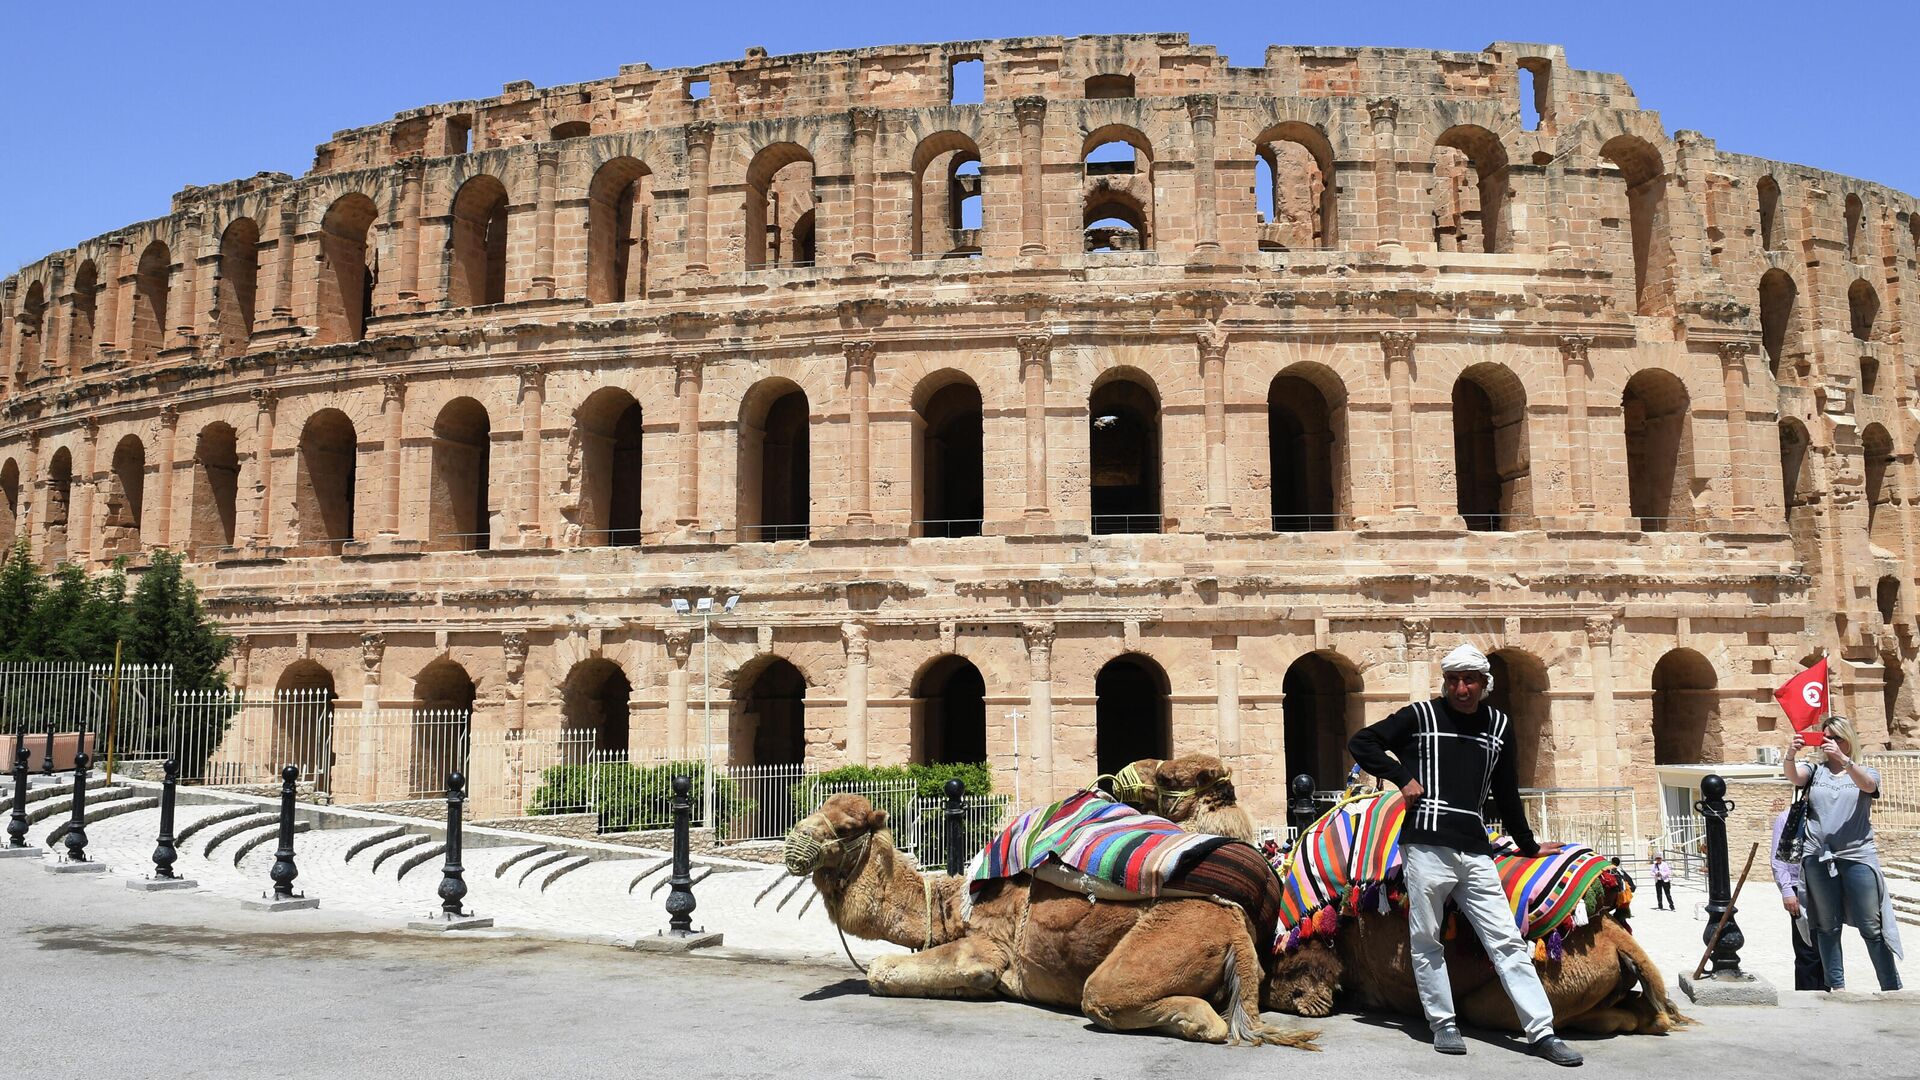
[785, 793, 1321, 1049]
[1141, 756, 1690, 1034]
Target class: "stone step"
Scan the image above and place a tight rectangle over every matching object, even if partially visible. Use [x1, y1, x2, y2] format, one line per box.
[1883, 859, 1920, 880]
[201, 811, 282, 858]
[231, 821, 314, 866]
[175, 804, 270, 846]
[45, 796, 160, 848]
[492, 845, 549, 879]
[395, 842, 447, 881]
[513, 849, 573, 888]
[536, 855, 592, 893]
[367, 834, 434, 875]
[26, 785, 135, 825]
[0, 780, 76, 816]
[343, 826, 412, 863]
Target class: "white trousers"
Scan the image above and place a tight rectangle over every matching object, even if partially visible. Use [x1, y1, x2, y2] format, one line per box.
[1403, 842, 1557, 1040]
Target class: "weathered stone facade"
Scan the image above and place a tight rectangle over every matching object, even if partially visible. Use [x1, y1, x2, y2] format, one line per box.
[2, 35, 1916, 825]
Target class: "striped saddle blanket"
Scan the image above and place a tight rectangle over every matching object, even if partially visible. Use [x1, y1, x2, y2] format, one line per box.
[973, 790, 1284, 958]
[1275, 789, 1624, 951]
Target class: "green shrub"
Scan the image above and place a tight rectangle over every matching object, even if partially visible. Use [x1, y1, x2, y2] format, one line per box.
[792, 762, 1001, 867]
[528, 760, 751, 832]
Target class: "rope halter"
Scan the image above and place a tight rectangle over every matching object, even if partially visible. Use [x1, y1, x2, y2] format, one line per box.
[1096, 762, 1158, 809]
[782, 822, 873, 876]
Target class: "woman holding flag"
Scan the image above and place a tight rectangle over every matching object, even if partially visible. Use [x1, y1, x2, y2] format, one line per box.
[1776, 659, 1903, 991]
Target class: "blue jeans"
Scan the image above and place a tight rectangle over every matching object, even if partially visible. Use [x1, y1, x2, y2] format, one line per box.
[1802, 855, 1903, 991]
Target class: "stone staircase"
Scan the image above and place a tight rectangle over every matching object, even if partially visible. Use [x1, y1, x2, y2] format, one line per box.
[1884, 859, 1920, 928]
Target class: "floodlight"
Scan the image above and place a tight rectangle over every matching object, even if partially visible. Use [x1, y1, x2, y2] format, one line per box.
[670, 598, 690, 614]
[696, 597, 713, 613]
[723, 595, 740, 613]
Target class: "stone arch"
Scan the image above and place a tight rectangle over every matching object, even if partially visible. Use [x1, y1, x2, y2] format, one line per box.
[316, 194, 377, 344]
[449, 175, 510, 307]
[189, 421, 239, 555]
[16, 281, 45, 382]
[1778, 418, 1818, 567]
[1622, 368, 1693, 531]
[67, 260, 98, 373]
[1598, 135, 1674, 316]
[1487, 648, 1552, 788]
[43, 446, 72, 561]
[1430, 125, 1511, 254]
[912, 373, 983, 538]
[1878, 575, 1901, 626]
[561, 657, 632, 753]
[1757, 174, 1780, 251]
[411, 658, 475, 798]
[132, 240, 171, 364]
[1862, 422, 1899, 552]
[0, 457, 18, 550]
[911, 131, 983, 258]
[1268, 361, 1348, 531]
[587, 156, 652, 305]
[573, 387, 643, 547]
[912, 654, 987, 765]
[1089, 370, 1161, 535]
[1845, 193, 1864, 260]
[429, 397, 492, 551]
[1282, 651, 1362, 788]
[744, 143, 816, 270]
[216, 216, 260, 348]
[1252, 121, 1336, 251]
[1082, 125, 1154, 252]
[276, 659, 337, 697]
[104, 433, 146, 554]
[730, 655, 807, 766]
[1452, 362, 1532, 530]
[1849, 279, 1880, 343]
[295, 408, 357, 554]
[1758, 268, 1799, 379]
[1651, 648, 1719, 765]
[738, 378, 809, 542]
[1095, 653, 1171, 780]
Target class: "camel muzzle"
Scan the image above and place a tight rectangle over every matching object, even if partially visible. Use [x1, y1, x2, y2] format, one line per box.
[782, 828, 823, 875]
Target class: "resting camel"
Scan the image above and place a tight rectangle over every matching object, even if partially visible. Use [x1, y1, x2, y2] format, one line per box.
[1146, 755, 1689, 1034]
[785, 793, 1320, 1049]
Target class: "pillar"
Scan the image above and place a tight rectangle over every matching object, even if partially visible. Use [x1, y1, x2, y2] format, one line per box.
[1368, 98, 1402, 250]
[75, 418, 98, 566]
[1402, 618, 1432, 702]
[270, 192, 302, 328]
[665, 629, 693, 758]
[675, 356, 702, 527]
[1215, 639, 1241, 760]
[516, 364, 545, 546]
[850, 108, 879, 263]
[1586, 616, 1622, 785]
[398, 157, 426, 309]
[1022, 622, 1056, 802]
[379, 374, 405, 538]
[1198, 329, 1229, 515]
[358, 632, 385, 795]
[533, 146, 559, 298]
[1721, 342, 1756, 518]
[1187, 95, 1219, 253]
[1560, 335, 1596, 514]
[1015, 97, 1047, 256]
[43, 257, 67, 378]
[171, 213, 201, 350]
[157, 404, 179, 549]
[683, 122, 715, 274]
[96, 239, 123, 354]
[844, 341, 874, 525]
[843, 622, 869, 765]
[1019, 333, 1052, 520]
[249, 388, 277, 547]
[1545, 157, 1573, 257]
[1382, 330, 1418, 512]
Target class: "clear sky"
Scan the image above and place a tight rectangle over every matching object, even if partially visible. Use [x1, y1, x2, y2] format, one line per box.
[3, 0, 1916, 274]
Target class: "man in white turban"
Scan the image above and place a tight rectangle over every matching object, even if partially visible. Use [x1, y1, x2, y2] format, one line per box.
[1350, 643, 1582, 1067]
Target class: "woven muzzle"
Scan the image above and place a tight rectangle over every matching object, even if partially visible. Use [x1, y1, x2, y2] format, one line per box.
[783, 828, 823, 875]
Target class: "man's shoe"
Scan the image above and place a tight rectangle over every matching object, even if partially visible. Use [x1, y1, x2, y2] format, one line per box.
[1529, 1035, 1583, 1067]
[1432, 1027, 1467, 1055]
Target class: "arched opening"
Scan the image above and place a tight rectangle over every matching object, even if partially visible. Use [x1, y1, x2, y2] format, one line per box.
[738, 382, 809, 542]
[43, 448, 71, 562]
[586, 157, 652, 305]
[0, 458, 18, 550]
[744, 144, 817, 270]
[1095, 655, 1171, 780]
[1759, 268, 1799, 379]
[411, 659, 475, 798]
[1883, 653, 1909, 747]
[1652, 649, 1720, 765]
[1878, 575, 1901, 626]
[189, 422, 239, 555]
[429, 397, 492, 551]
[274, 660, 337, 786]
[1863, 423, 1899, 553]
[1779, 419, 1817, 566]
[104, 434, 146, 555]
[1845, 194, 1864, 261]
[1623, 369, 1693, 531]
[732, 657, 806, 766]
[1089, 375, 1160, 535]
[1085, 73, 1134, 99]
[912, 655, 987, 765]
[1452, 364, 1532, 530]
[911, 133, 983, 258]
[295, 408, 357, 554]
[1849, 279, 1880, 343]
[68, 261, 98, 373]
[16, 282, 45, 382]
[1253, 123, 1336, 251]
[316, 194, 377, 344]
[449, 175, 509, 307]
[915, 378, 983, 537]
[561, 658, 632, 753]
[1268, 369, 1343, 531]
[1757, 175, 1780, 252]
[216, 217, 260, 348]
[1282, 653, 1352, 789]
[1599, 135, 1674, 317]
[550, 121, 591, 141]
[574, 388, 643, 547]
[1487, 650, 1552, 788]
[1430, 125, 1510, 253]
[132, 241, 170, 364]
[1082, 129, 1153, 252]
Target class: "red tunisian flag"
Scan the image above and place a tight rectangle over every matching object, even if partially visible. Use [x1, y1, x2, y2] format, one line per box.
[1774, 659, 1830, 736]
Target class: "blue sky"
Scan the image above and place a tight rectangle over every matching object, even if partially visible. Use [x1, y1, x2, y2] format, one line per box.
[3, 1, 1916, 273]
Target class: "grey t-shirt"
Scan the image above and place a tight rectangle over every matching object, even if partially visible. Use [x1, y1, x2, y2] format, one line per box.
[1797, 762, 1880, 856]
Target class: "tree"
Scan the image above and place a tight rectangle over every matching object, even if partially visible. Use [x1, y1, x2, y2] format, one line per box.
[29, 561, 128, 662]
[122, 550, 231, 694]
[0, 541, 47, 661]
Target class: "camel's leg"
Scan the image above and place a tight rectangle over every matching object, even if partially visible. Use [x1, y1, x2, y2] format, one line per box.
[867, 936, 1008, 1001]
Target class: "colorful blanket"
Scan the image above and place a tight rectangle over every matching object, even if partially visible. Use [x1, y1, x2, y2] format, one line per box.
[973, 790, 1232, 898]
[1275, 790, 1628, 957]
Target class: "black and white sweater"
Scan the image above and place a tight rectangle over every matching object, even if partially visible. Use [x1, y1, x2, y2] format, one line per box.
[1348, 697, 1539, 858]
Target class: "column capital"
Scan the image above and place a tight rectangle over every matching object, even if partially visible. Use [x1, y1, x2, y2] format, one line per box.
[1022, 621, 1056, 679]
[1400, 617, 1431, 652]
[379, 373, 407, 405]
[81, 416, 99, 440]
[536, 145, 561, 168]
[849, 106, 881, 137]
[1719, 340, 1753, 368]
[359, 631, 386, 674]
[1558, 334, 1594, 365]
[1366, 96, 1401, 128]
[684, 120, 716, 150]
[502, 630, 528, 679]
[664, 626, 694, 667]
[1017, 333, 1053, 364]
[1184, 94, 1218, 124]
[1379, 330, 1417, 362]
[1013, 96, 1047, 126]
[843, 339, 877, 372]
[841, 620, 870, 661]
[158, 403, 180, 428]
[397, 154, 426, 181]
[277, 188, 306, 223]
[251, 386, 279, 413]
[674, 355, 704, 385]
[515, 362, 546, 395]
[1195, 328, 1228, 362]
[1584, 615, 1616, 647]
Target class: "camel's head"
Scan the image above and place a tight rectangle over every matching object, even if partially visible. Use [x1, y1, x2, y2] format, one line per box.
[1263, 939, 1343, 1018]
[1105, 758, 1163, 813]
[783, 793, 890, 877]
[1154, 754, 1256, 843]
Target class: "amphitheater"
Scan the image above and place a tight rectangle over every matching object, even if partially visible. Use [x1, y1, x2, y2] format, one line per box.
[2, 33, 1916, 838]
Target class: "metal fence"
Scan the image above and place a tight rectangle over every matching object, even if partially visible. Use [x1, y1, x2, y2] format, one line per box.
[1865, 751, 1920, 832]
[326, 708, 472, 804]
[173, 688, 334, 786]
[0, 662, 175, 763]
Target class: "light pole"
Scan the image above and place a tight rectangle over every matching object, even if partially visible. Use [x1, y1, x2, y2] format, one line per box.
[671, 594, 739, 828]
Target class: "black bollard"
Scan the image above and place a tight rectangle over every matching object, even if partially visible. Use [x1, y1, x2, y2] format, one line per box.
[664, 774, 696, 935]
[64, 752, 91, 862]
[943, 778, 967, 877]
[152, 757, 180, 878]
[268, 763, 301, 900]
[1695, 774, 1747, 977]
[1288, 773, 1318, 839]
[437, 770, 469, 917]
[41, 729, 55, 776]
[7, 747, 28, 848]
